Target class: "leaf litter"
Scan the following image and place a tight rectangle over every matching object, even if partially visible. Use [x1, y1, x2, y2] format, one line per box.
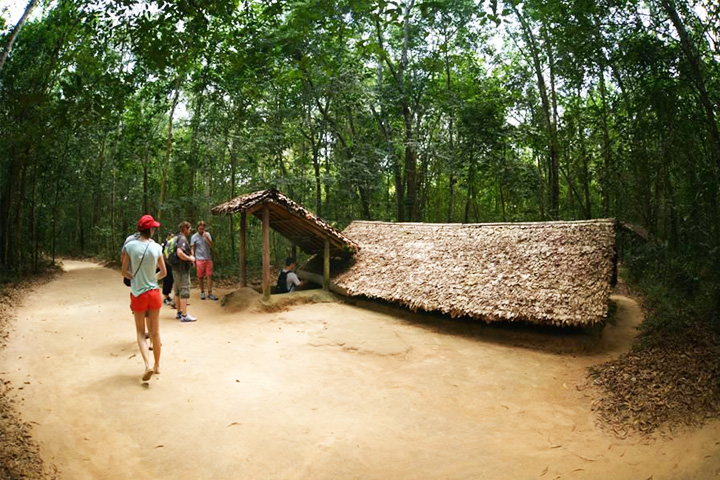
[585, 323, 720, 435]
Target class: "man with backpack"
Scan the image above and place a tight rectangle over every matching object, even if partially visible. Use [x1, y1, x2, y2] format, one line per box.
[160, 231, 176, 308]
[166, 221, 197, 322]
[276, 257, 305, 294]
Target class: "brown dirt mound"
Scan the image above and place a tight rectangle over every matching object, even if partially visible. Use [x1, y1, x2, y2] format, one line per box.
[256, 289, 341, 313]
[586, 324, 720, 436]
[220, 287, 263, 312]
[221, 287, 341, 313]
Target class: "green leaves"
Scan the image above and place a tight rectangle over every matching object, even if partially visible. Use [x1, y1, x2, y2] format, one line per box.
[1, 0, 719, 285]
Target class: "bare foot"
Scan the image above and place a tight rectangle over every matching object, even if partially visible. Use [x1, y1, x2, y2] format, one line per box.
[142, 369, 154, 381]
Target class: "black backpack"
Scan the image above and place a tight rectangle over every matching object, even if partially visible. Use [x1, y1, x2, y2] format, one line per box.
[276, 270, 290, 294]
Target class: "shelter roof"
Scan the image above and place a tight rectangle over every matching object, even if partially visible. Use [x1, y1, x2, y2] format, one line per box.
[331, 219, 617, 327]
[211, 189, 359, 257]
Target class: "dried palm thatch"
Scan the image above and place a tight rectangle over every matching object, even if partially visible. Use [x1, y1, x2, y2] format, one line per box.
[332, 219, 617, 327]
[212, 189, 358, 256]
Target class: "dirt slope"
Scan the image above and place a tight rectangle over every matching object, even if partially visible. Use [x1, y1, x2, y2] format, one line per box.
[1, 260, 718, 480]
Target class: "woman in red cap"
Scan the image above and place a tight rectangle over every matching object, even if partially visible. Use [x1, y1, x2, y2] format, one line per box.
[121, 214, 167, 381]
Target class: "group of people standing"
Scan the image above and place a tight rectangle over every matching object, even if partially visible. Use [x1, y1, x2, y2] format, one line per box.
[121, 215, 218, 382]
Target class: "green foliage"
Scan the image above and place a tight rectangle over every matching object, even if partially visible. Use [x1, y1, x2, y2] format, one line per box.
[623, 238, 720, 344]
[0, 0, 718, 345]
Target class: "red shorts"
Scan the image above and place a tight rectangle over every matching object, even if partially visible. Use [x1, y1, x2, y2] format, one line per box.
[196, 260, 213, 278]
[130, 289, 162, 312]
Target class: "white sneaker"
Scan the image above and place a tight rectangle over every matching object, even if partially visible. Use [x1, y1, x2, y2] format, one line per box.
[180, 314, 197, 322]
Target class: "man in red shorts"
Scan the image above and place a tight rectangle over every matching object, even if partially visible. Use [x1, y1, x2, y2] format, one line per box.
[191, 220, 218, 300]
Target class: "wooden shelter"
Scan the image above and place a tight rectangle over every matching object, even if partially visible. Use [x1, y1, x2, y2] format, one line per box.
[326, 219, 617, 327]
[211, 189, 359, 298]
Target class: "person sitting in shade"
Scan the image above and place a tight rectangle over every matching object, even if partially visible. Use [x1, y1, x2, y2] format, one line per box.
[276, 257, 306, 293]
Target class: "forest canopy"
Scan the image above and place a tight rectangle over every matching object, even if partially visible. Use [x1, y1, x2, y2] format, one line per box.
[1, 0, 719, 314]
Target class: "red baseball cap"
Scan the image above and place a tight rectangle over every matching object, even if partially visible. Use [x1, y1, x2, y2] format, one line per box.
[138, 214, 160, 230]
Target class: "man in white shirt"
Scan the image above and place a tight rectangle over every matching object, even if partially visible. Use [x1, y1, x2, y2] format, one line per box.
[280, 257, 305, 293]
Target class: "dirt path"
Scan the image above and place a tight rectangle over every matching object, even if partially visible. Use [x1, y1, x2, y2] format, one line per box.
[1, 260, 719, 480]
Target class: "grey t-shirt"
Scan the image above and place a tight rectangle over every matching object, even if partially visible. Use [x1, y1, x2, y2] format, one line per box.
[286, 270, 301, 292]
[190, 232, 213, 261]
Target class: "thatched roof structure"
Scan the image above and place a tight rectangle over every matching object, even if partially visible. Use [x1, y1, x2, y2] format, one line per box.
[330, 219, 617, 327]
[211, 189, 358, 256]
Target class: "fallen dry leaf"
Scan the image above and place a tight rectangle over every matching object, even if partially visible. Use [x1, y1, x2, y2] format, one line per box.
[586, 323, 720, 436]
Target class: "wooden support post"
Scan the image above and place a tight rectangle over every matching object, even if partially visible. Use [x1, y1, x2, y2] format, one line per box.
[291, 243, 297, 260]
[262, 205, 270, 299]
[239, 211, 247, 287]
[323, 238, 330, 291]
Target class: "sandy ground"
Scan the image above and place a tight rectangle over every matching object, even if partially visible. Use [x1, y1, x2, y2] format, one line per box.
[1, 259, 719, 480]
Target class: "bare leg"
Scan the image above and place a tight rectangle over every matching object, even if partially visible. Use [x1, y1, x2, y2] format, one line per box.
[144, 315, 153, 349]
[207, 276, 213, 295]
[146, 309, 161, 373]
[198, 276, 205, 294]
[134, 310, 152, 376]
[178, 298, 187, 316]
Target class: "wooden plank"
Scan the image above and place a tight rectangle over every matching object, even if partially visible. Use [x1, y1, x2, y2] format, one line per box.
[262, 204, 270, 299]
[253, 204, 349, 248]
[240, 211, 247, 287]
[247, 199, 354, 257]
[323, 238, 330, 291]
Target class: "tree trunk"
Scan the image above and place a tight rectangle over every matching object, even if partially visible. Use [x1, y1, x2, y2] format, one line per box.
[229, 135, 238, 258]
[0, 0, 40, 74]
[15, 161, 28, 270]
[30, 150, 39, 271]
[598, 66, 612, 217]
[143, 143, 150, 214]
[76, 195, 85, 254]
[400, 0, 418, 221]
[445, 42, 456, 223]
[375, 2, 418, 222]
[464, 157, 476, 223]
[188, 89, 206, 218]
[515, 6, 559, 219]
[659, 0, 720, 184]
[52, 174, 60, 263]
[159, 81, 181, 223]
[1, 155, 18, 266]
[659, 0, 720, 239]
[262, 205, 270, 299]
[91, 134, 107, 249]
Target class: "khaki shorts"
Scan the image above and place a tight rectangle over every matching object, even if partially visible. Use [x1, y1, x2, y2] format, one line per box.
[172, 267, 190, 299]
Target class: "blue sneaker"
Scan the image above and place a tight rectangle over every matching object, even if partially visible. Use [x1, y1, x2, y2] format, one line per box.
[200, 292, 206, 300]
[208, 294, 218, 301]
[180, 314, 197, 322]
